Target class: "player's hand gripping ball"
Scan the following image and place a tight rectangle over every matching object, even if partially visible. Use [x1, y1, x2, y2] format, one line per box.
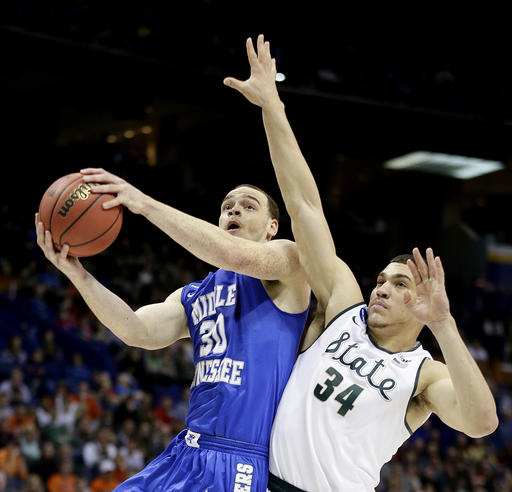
[38, 172, 123, 257]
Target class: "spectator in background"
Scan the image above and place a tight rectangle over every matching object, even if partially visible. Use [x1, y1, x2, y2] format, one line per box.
[0, 437, 28, 485]
[0, 336, 28, 366]
[119, 438, 145, 473]
[153, 395, 175, 427]
[35, 394, 54, 429]
[93, 371, 119, 411]
[90, 460, 122, 492]
[113, 394, 140, 427]
[19, 424, 41, 465]
[0, 393, 13, 420]
[55, 382, 79, 433]
[82, 426, 117, 478]
[0, 368, 31, 404]
[30, 441, 59, 485]
[117, 418, 137, 447]
[21, 474, 44, 492]
[41, 330, 63, 362]
[64, 353, 92, 393]
[8, 404, 36, 438]
[116, 348, 148, 390]
[72, 381, 102, 422]
[25, 348, 50, 398]
[46, 459, 78, 492]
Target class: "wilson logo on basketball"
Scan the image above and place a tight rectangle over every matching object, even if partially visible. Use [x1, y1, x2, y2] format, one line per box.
[57, 183, 96, 217]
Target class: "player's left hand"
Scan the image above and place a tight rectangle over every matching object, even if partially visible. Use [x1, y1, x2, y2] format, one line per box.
[80, 168, 149, 215]
[223, 34, 280, 108]
[404, 248, 451, 332]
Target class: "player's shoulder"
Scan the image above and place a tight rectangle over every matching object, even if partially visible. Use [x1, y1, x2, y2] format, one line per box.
[416, 358, 449, 394]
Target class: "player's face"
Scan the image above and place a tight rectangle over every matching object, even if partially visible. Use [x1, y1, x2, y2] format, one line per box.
[219, 186, 278, 242]
[367, 262, 419, 330]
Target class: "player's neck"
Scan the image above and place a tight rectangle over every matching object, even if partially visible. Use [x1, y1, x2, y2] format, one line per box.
[366, 324, 420, 353]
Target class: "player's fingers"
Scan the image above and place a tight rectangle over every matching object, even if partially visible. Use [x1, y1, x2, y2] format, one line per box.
[407, 259, 422, 285]
[90, 184, 119, 194]
[272, 58, 277, 74]
[35, 220, 45, 246]
[426, 248, 436, 279]
[80, 167, 105, 174]
[60, 243, 70, 260]
[83, 173, 122, 184]
[223, 77, 246, 92]
[435, 256, 445, 285]
[246, 37, 258, 66]
[257, 34, 265, 61]
[412, 247, 428, 280]
[103, 198, 120, 210]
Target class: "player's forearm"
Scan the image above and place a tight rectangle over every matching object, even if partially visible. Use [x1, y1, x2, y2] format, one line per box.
[432, 316, 498, 436]
[261, 99, 323, 215]
[66, 269, 150, 347]
[140, 196, 240, 270]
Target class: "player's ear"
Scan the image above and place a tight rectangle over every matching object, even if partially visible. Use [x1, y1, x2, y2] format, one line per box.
[267, 218, 278, 240]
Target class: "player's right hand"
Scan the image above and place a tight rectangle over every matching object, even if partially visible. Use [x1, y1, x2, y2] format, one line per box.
[35, 213, 83, 274]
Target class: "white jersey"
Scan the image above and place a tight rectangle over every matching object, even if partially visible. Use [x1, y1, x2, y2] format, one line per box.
[269, 303, 432, 491]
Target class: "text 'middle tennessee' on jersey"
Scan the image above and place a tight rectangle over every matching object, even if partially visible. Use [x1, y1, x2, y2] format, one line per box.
[269, 303, 432, 492]
[181, 269, 309, 447]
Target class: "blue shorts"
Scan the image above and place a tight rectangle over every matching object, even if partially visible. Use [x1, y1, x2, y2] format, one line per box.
[113, 429, 269, 492]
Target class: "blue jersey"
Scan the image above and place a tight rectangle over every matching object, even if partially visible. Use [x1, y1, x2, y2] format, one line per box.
[181, 269, 309, 446]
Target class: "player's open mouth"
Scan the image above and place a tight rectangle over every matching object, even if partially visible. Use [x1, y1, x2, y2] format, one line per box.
[227, 222, 240, 231]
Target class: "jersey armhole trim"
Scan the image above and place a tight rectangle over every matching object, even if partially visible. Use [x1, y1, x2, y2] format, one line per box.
[299, 301, 366, 354]
[404, 356, 429, 435]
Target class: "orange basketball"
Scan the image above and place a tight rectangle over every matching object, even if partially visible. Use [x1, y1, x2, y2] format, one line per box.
[38, 172, 123, 257]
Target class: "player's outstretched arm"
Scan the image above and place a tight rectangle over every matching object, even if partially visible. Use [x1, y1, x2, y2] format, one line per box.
[224, 35, 363, 321]
[36, 214, 189, 349]
[407, 248, 498, 437]
[79, 168, 306, 286]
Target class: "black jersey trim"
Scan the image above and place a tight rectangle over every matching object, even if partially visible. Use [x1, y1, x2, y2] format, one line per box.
[404, 356, 429, 435]
[366, 333, 423, 355]
[299, 301, 366, 355]
[268, 473, 307, 492]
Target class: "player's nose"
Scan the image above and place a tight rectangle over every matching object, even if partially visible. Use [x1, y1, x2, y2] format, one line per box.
[376, 283, 390, 298]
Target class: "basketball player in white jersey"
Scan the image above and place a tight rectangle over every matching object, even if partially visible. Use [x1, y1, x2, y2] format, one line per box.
[224, 34, 498, 491]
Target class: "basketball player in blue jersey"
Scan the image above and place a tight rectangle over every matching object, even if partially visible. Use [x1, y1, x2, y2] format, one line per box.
[35, 169, 310, 490]
[224, 35, 498, 490]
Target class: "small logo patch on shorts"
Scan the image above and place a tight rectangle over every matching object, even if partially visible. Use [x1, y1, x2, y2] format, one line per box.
[185, 430, 200, 448]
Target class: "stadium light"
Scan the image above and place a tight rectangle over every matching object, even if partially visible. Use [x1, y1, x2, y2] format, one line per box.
[383, 151, 505, 179]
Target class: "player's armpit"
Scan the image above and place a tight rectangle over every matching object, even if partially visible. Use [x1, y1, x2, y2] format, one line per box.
[134, 288, 189, 350]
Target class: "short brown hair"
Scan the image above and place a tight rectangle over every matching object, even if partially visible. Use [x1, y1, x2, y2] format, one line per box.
[234, 184, 280, 222]
[390, 254, 416, 266]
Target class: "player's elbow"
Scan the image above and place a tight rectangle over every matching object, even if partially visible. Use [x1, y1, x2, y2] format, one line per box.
[464, 412, 499, 438]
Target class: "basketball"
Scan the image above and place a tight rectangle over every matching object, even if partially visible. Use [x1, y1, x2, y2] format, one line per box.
[38, 172, 123, 257]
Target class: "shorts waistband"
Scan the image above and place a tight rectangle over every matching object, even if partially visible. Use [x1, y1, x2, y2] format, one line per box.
[268, 473, 307, 492]
[181, 429, 268, 460]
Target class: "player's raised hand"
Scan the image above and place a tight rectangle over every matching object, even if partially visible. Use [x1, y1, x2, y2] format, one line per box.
[223, 34, 280, 108]
[404, 248, 451, 332]
[35, 212, 83, 274]
[80, 168, 149, 215]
